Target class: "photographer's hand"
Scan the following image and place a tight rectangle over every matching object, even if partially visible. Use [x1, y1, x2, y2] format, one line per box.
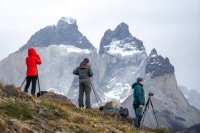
[139, 105, 143, 108]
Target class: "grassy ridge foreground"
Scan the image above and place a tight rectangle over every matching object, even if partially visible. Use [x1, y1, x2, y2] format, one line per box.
[0, 82, 170, 133]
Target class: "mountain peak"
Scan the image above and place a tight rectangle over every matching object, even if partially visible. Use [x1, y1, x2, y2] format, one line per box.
[114, 22, 131, 39]
[150, 48, 158, 57]
[145, 48, 174, 78]
[56, 17, 77, 30]
[116, 22, 129, 31]
[99, 22, 145, 55]
[58, 17, 77, 25]
[18, 17, 95, 52]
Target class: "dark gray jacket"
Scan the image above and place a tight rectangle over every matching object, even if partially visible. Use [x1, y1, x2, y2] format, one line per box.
[73, 62, 93, 83]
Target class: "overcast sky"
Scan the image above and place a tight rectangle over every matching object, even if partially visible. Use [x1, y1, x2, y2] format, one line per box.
[0, 0, 199, 93]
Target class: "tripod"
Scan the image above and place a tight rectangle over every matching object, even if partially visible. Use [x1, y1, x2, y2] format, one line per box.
[37, 76, 41, 97]
[20, 77, 27, 89]
[141, 93, 159, 127]
[90, 78, 100, 108]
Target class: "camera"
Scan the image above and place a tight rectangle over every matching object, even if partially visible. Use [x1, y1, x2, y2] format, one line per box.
[148, 92, 154, 96]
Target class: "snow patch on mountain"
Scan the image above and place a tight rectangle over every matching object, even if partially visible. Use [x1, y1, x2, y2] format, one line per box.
[104, 82, 131, 102]
[60, 17, 76, 24]
[106, 39, 143, 56]
[57, 44, 90, 54]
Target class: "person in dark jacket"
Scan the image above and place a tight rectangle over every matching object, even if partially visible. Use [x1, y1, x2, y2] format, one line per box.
[132, 77, 145, 129]
[24, 48, 42, 97]
[73, 58, 93, 109]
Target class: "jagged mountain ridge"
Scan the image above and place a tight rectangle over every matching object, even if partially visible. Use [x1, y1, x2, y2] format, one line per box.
[99, 22, 144, 55]
[145, 48, 174, 78]
[67, 19, 148, 105]
[18, 17, 95, 52]
[0, 17, 199, 132]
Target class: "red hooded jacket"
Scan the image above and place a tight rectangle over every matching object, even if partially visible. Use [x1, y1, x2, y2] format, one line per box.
[26, 48, 42, 76]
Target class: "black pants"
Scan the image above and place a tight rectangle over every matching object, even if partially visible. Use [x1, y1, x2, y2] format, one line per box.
[78, 82, 91, 108]
[133, 104, 143, 128]
[24, 75, 38, 95]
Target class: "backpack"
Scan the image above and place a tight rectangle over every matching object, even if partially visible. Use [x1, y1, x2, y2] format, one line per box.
[119, 107, 129, 117]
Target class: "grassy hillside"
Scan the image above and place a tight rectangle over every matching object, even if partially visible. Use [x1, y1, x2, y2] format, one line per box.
[0, 82, 169, 133]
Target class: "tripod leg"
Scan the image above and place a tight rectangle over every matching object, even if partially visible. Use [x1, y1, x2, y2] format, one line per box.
[91, 83, 100, 107]
[38, 76, 41, 97]
[90, 79, 100, 108]
[141, 106, 147, 127]
[20, 77, 27, 89]
[141, 97, 150, 127]
[149, 99, 159, 127]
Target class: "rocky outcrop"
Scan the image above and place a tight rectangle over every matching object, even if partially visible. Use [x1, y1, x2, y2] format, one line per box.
[145, 48, 174, 78]
[18, 17, 95, 52]
[99, 22, 145, 55]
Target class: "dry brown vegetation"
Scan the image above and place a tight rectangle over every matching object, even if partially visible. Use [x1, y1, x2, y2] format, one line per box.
[0, 82, 169, 133]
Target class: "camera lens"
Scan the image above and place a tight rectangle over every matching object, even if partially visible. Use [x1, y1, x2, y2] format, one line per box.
[149, 92, 154, 96]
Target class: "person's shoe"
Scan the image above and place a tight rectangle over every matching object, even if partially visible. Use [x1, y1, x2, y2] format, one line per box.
[86, 107, 92, 109]
[135, 126, 140, 130]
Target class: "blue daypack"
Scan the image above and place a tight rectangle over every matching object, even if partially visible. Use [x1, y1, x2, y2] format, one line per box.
[119, 107, 129, 117]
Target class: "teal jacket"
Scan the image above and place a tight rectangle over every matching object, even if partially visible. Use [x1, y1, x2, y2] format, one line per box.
[132, 82, 145, 106]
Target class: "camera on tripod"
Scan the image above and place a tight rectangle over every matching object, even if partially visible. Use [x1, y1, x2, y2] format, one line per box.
[148, 92, 154, 96]
[141, 91, 159, 127]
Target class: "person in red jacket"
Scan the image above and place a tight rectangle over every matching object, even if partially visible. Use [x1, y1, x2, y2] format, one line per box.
[24, 48, 42, 96]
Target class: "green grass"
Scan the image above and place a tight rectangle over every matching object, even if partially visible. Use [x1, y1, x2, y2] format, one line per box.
[0, 100, 32, 120]
[153, 127, 171, 133]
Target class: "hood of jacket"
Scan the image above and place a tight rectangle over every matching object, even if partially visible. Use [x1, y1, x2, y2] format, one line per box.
[28, 48, 37, 56]
[132, 82, 138, 89]
[132, 82, 143, 89]
[80, 61, 89, 68]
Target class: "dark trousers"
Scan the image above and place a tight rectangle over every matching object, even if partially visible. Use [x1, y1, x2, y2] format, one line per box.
[78, 82, 91, 108]
[24, 75, 38, 95]
[133, 104, 143, 128]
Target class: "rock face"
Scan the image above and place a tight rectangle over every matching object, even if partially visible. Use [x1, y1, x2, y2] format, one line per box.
[99, 22, 144, 55]
[0, 17, 199, 132]
[18, 17, 95, 52]
[122, 50, 200, 132]
[179, 85, 200, 110]
[145, 48, 174, 78]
